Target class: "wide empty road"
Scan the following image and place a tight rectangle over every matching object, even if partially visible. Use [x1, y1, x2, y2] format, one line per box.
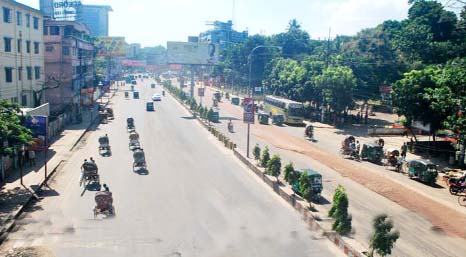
[1, 78, 343, 257]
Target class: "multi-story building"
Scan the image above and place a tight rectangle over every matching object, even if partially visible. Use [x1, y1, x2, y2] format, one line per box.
[126, 43, 140, 59]
[76, 5, 112, 37]
[39, 0, 53, 19]
[199, 20, 248, 49]
[43, 20, 94, 117]
[0, 0, 45, 107]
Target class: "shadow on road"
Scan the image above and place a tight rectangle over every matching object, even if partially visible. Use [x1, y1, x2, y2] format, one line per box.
[134, 168, 149, 175]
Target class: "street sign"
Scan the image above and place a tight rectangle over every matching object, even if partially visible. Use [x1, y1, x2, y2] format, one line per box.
[254, 87, 262, 92]
[243, 98, 255, 113]
[198, 87, 205, 97]
[243, 112, 255, 124]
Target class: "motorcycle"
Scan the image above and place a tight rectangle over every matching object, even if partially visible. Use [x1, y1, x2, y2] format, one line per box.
[448, 177, 466, 195]
[162, 90, 165, 96]
[228, 122, 234, 133]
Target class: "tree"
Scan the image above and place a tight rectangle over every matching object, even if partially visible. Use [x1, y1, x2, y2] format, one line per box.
[266, 154, 281, 180]
[328, 185, 352, 235]
[315, 66, 357, 115]
[283, 162, 298, 185]
[272, 19, 311, 59]
[369, 214, 400, 257]
[298, 172, 314, 206]
[253, 144, 261, 162]
[260, 146, 271, 167]
[0, 100, 32, 156]
[392, 66, 447, 137]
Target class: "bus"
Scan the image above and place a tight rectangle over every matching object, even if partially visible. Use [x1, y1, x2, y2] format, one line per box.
[264, 95, 304, 125]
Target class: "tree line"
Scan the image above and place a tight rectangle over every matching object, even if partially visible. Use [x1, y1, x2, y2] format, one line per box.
[213, 0, 466, 137]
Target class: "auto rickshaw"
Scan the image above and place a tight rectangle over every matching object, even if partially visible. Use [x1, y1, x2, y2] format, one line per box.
[231, 97, 240, 105]
[404, 159, 438, 184]
[272, 114, 284, 126]
[211, 110, 219, 123]
[360, 143, 383, 163]
[146, 101, 154, 111]
[258, 112, 269, 124]
[124, 91, 129, 98]
[151, 83, 155, 88]
[133, 91, 139, 99]
[99, 111, 108, 124]
[291, 169, 323, 201]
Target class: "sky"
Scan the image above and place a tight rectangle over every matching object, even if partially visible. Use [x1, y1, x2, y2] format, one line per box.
[17, 0, 412, 47]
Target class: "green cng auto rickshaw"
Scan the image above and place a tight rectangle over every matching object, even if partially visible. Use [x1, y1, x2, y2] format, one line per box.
[146, 101, 154, 111]
[360, 143, 384, 163]
[272, 114, 284, 126]
[292, 169, 323, 200]
[231, 97, 240, 105]
[133, 91, 139, 99]
[258, 112, 269, 124]
[405, 160, 438, 184]
[211, 110, 219, 123]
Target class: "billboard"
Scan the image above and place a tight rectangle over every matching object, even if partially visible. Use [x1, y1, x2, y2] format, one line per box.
[167, 41, 219, 65]
[95, 37, 126, 57]
[53, 0, 82, 21]
[25, 116, 48, 149]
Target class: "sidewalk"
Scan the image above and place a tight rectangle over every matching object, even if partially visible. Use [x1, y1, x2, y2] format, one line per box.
[0, 86, 118, 242]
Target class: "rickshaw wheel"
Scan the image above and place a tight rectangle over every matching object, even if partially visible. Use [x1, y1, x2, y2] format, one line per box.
[458, 195, 466, 207]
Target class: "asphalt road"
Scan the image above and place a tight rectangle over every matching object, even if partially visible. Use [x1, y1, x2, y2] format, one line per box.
[188, 82, 466, 257]
[0, 78, 344, 257]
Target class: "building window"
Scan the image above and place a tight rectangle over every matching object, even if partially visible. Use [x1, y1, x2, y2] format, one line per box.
[25, 14, 30, 27]
[50, 26, 60, 35]
[17, 39, 21, 53]
[10, 97, 18, 103]
[3, 7, 11, 23]
[43, 25, 48, 35]
[62, 46, 70, 55]
[34, 42, 39, 54]
[18, 67, 22, 81]
[5, 67, 13, 82]
[4, 37, 11, 52]
[45, 45, 54, 52]
[33, 16, 39, 30]
[26, 40, 30, 53]
[34, 66, 40, 80]
[16, 11, 22, 25]
[21, 95, 27, 106]
[64, 26, 72, 36]
[26, 67, 32, 80]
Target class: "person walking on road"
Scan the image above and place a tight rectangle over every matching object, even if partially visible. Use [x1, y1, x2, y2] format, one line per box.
[28, 150, 36, 166]
[401, 143, 408, 159]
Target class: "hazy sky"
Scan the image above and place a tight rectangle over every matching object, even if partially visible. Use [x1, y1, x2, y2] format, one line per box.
[17, 0, 411, 47]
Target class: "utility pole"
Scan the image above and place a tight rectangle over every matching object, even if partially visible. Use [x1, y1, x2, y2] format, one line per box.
[321, 28, 331, 123]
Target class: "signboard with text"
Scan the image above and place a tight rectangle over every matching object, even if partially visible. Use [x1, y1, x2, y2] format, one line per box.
[95, 37, 126, 57]
[243, 98, 255, 124]
[53, 0, 82, 21]
[25, 115, 48, 149]
[167, 41, 219, 65]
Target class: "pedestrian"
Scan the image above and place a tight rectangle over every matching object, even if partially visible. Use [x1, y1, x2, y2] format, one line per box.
[364, 112, 368, 124]
[103, 183, 110, 192]
[357, 112, 361, 124]
[356, 140, 361, 153]
[28, 150, 36, 166]
[401, 142, 408, 158]
[90, 157, 95, 163]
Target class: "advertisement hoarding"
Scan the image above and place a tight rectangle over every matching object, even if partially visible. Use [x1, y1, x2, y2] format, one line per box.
[25, 116, 48, 149]
[243, 98, 255, 124]
[95, 37, 126, 57]
[167, 41, 219, 65]
[53, 0, 82, 21]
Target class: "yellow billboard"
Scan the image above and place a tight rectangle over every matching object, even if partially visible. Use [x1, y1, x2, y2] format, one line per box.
[96, 37, 126, 57]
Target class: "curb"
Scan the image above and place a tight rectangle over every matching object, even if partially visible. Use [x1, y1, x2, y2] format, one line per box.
[166, 88, 365, 257]
[0, 160, 64, 244]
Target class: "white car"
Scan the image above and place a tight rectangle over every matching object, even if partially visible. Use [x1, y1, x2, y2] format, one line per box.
[152, 93, 162, 101]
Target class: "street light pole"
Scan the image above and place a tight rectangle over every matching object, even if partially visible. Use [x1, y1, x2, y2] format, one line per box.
[246, 45, 281, 158]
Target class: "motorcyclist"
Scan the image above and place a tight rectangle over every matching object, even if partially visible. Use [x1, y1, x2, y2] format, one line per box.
[162, 90, 165, 96]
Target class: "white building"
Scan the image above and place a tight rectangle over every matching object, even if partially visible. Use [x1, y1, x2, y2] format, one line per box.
[0, 0, 44, 107]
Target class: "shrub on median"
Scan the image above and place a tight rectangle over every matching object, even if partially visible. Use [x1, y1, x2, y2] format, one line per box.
[260, 146, 270, 167]
[253, 144, 261, 162]
[266, 154, 281, 181]
[283, 162, 298, 185]
[328, 185, 352, 236]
